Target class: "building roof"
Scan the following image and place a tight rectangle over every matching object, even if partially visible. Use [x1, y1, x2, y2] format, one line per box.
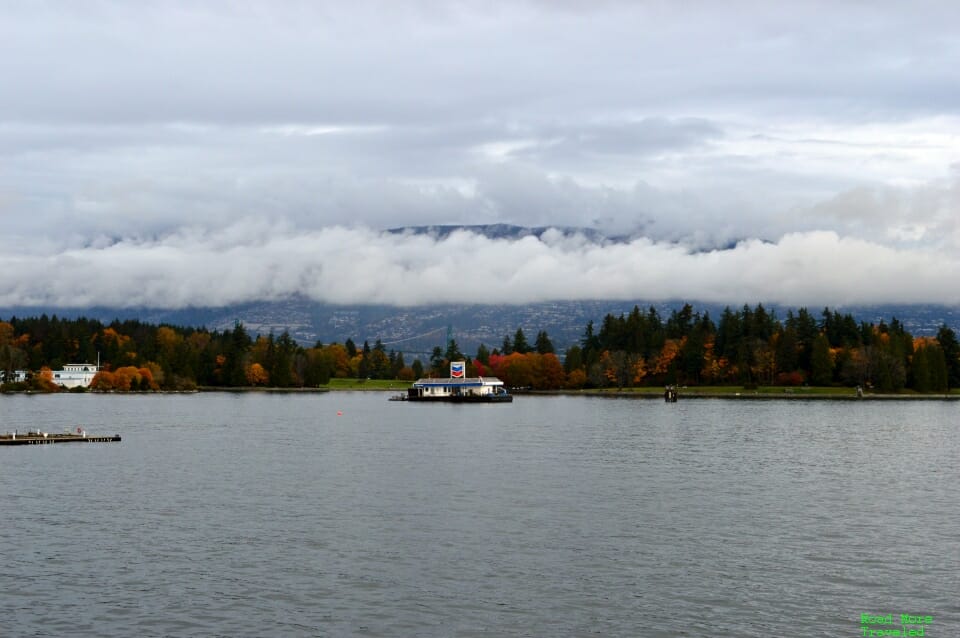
[412, 376, 504, 388]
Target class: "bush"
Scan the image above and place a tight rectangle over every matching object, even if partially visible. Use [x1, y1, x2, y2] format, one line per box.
[776, 371, 805, 386]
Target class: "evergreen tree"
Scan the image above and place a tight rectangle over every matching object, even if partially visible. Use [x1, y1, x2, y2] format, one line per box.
[358, 340, 371, 378]
[715, 307, 741, 360]
[272, 331, 297, 386]
[580, 320, 601, 366]
[937, 325, 960, 389]
[792, 308, 819, 357]
[911, 346, 931, 392]
[564, 345, 583, 374]
[513, 328, 530, 354]
[444, 339, 465, 363]
[666, 303, 694, 339]
[429, 346, 445, 374]
[225, 322, 251, 386]
[391, 351, 406, 378]
[928, 345, 948, 392]
[776, 325, 799, 374]
[810, 334, 833, 386]
[476, 343, 490, 365]
[679, 326, 706, 384]
[534, 330, 554, 354]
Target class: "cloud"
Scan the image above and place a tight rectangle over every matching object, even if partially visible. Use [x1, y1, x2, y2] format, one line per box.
[2, 2, 959, 309]
[1, 226, 957, 309]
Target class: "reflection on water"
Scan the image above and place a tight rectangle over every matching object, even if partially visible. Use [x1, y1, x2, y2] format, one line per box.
[1, 393, 958, 636]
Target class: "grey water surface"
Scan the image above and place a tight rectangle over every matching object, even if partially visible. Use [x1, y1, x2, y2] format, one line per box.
[1, 393, 957, 637]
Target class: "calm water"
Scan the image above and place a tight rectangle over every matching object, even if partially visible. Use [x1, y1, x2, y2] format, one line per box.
[1, 393, 958, 637]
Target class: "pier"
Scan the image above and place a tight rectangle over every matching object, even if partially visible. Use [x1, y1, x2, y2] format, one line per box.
[0, 431, 121, 446]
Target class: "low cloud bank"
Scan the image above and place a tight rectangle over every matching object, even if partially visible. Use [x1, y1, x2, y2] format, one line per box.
[1, 226, 957, 309]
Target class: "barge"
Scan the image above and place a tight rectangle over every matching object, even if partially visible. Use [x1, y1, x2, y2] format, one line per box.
[1, 429, 121, 446]
[399, 361, 513, 403]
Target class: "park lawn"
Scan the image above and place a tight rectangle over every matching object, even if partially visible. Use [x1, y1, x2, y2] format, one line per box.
[325, 378, 409, 391]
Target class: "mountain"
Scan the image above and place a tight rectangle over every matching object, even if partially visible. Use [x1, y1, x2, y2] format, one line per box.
[3, 299, 958, 361]
[386, 223, 613, 243]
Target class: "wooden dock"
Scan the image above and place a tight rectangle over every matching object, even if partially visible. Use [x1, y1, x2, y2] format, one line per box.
[0, 432, 121, 446]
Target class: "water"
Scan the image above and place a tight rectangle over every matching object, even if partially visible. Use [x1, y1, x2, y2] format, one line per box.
[1, 393, 958, 637]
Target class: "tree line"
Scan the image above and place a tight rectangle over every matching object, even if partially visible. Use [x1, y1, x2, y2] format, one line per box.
[1, 305, 959, 393]
[563, 304, 959, 393]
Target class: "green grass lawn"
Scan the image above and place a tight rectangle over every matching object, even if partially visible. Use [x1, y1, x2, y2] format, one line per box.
[324, 378, 409, 391]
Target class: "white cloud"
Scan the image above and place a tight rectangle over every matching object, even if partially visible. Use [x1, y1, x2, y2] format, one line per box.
[1, 2, 959, 308]
[1, 226, 957, 309]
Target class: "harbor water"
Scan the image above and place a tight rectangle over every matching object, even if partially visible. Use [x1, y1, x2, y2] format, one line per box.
[1, 393, 958, 636]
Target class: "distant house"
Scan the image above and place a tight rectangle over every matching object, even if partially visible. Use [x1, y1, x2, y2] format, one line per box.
[52, 363, 100, 389]
[1, 370, 28, 383]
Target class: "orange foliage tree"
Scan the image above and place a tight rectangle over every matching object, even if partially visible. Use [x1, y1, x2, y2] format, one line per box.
[90, 370, 115, 391]
[245, 363, 269, 386]
[531, 352, 565, 390]
[91, 366, 157, 391]
[566, 368, 587, 389]
[653, 339, 681, 379]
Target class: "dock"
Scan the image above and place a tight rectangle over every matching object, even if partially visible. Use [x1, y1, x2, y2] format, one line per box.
[0, 431, 121, 446]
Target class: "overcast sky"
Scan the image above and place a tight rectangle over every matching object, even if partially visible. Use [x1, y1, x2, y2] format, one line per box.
[2, 1, 959, 308]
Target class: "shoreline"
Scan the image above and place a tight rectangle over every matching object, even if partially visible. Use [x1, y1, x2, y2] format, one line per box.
[521, 390, 960, 401]
[2, 386, 958, 400]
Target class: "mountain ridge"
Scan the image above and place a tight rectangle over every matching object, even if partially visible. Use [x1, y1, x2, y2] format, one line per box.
[3, 299, 957, 359]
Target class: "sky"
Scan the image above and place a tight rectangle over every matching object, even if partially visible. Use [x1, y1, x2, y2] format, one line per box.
[2, 1, 959, 308]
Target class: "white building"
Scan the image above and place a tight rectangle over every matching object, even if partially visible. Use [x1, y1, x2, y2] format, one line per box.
[1, 370, 28, 383]
[52, 363, 100, 389]
[406, 361, 512, 402]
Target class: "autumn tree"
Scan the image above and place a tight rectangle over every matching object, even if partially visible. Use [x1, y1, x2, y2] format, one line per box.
[522, 353, 563, 389]
[245, 362, 269, 386]
[0, 343, 28, 384]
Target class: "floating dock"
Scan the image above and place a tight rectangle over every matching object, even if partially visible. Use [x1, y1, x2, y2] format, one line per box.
[0, 431, 121, 446]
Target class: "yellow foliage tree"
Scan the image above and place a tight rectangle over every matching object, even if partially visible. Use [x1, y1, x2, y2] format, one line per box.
[245, 362, 269, 386]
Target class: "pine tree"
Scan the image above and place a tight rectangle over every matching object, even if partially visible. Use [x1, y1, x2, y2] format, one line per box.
[937, 325, 960, 389]
[513, 328, 530, 354]
[476, 343, 490, 365]
[810, 334, 833, 386]
[534, 330, 554, 354]
[911, 346, 931, 392]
